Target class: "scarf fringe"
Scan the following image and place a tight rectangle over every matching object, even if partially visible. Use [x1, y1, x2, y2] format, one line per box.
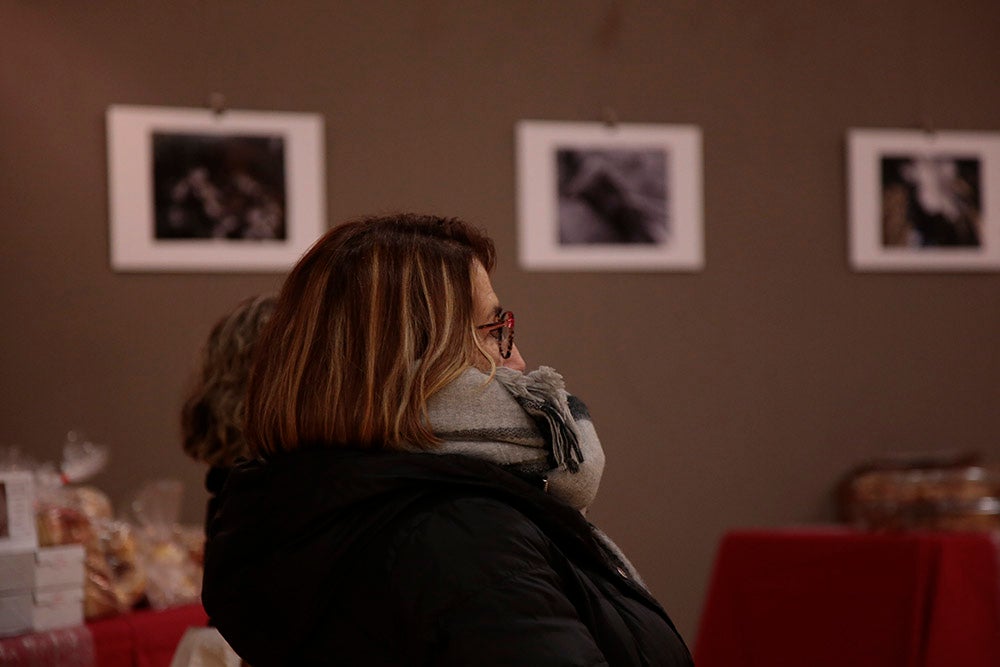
[495, 367, 585, 473]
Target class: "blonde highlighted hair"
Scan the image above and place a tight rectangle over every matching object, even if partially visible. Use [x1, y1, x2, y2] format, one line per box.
[245, 213, 496, 457]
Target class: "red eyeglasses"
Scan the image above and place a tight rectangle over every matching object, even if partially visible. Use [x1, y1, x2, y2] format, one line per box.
[476, 311, 515, 360]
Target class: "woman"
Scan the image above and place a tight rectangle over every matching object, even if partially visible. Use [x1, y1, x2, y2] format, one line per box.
[202, 214, 692, 666]
[181, 293, 277, 530]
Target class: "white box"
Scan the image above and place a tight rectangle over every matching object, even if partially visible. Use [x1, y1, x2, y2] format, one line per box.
[0, 590, 32, 637]
[35, 544, 85, 589]
[0, 544, 86, 637]
[32, 586, 84, 632]
[0, 549, 35, 592]
[0, 544, 86, 593]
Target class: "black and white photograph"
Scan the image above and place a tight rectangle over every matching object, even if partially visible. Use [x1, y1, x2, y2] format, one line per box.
[557, 147, 668, 245]
[107, 105, 325, 272]
[848, 129, 1000, 271]
[153, 132, 287, 241]
[517, 120, 702, 271]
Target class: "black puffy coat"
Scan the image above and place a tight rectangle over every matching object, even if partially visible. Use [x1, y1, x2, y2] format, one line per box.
[203, 448, 693, 666]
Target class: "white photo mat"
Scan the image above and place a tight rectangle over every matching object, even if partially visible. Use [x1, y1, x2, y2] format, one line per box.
[516, 120, 703, 271]
[107, 105, 326, 272]
[847, 128, 1000, 271]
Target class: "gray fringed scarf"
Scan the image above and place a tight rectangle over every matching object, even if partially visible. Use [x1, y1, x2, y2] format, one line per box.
[426, 365, 645, 587]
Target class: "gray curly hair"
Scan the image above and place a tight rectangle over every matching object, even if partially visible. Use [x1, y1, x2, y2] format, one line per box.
[182, 294, 277, 466]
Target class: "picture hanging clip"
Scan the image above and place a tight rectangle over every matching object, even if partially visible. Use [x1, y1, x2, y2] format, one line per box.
[602, 106, 619, 130]
[921, 114, 936, 139]
[208, 92, 227, 117]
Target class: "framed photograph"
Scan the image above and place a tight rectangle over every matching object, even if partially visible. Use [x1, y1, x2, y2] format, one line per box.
[107, 105, 325, 272]
[0, 471, 38, 553]
[847, 128, 1000, 271]
[516, 120, 703, 271]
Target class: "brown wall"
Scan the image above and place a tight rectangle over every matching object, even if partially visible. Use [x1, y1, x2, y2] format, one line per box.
[3, 0, 999, 643]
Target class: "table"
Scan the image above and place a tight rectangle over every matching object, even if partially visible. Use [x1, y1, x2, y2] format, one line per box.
[0, 603, 207, 667]
[89, 603, 208, 667]
[694, 528, 1000, 667]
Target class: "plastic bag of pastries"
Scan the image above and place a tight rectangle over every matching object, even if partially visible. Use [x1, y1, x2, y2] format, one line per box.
[131, 480, 204, 609]
[35, 485, 147, 619]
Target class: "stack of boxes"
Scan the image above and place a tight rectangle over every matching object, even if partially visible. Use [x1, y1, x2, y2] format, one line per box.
[0, 471, 86, 638]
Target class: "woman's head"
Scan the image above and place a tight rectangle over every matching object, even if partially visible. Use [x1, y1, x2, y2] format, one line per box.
[182, 293, 278, 466]
[246, 213, 521, 457]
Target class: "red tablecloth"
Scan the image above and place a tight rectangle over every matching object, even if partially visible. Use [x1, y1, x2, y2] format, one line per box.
[88, 604, 208, 667]
[0, 624, 94, 666]
[695, 528, 1000, 667]
[0, 603, 207, 666]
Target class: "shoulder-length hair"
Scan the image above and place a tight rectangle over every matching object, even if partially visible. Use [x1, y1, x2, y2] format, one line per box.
[245, 213, 496, 457]
[181, 294, 277, 466]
